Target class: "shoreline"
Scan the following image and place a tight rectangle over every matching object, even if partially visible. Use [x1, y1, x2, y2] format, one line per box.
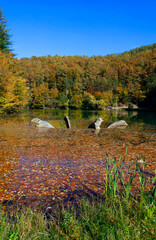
[105, 106, 156, 112]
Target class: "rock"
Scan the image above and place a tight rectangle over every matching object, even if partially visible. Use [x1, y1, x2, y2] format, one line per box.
[94, 118, 103, 129]
[37, 120, 54, 128]
[31, 118, 54, 128]
[88, 118, 103, 129]
[31, 118, 41, 123]
[107, 120, 128, 129]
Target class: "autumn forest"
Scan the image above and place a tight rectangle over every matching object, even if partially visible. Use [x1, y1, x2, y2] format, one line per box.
[0, 42, 156, 113]
[0, 6, 156, 113]
[0, 6, 156, 239]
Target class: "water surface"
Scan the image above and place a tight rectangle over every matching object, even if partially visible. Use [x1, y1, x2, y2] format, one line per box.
[0, 109, 155, 211]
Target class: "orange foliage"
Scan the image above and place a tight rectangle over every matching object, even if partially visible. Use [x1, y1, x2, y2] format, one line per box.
[1, 44, 156, 111]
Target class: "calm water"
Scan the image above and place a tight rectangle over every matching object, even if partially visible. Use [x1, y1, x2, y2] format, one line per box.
[1, 108, 155, 126]
[0, 108, 155, 208]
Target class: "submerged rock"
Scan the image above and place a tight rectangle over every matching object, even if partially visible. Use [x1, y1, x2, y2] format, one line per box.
[107, 120, 128, 129]
[88, 118, 103, 129]
[31, 118, 54, 128]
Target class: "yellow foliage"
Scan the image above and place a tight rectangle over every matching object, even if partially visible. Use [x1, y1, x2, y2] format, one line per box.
[0, 52, 28, 112]
[32, 84, 49, 108]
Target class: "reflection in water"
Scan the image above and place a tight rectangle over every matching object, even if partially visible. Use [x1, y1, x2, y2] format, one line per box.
[0, 109, 156, 126]
[30, 108, 156, 126]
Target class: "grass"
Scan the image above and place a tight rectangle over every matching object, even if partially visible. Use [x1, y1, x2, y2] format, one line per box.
[0, 152, 155, 240]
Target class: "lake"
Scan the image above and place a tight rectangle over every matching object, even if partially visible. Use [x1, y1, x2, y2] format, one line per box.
[0, 109, 156, 211]
[1, 108, 156, 126]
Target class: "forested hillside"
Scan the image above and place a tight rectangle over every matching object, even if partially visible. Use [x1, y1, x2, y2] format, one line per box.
[0, 43, 156, 112]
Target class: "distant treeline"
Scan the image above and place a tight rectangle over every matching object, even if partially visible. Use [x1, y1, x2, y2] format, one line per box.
[0, 43, 156, 112]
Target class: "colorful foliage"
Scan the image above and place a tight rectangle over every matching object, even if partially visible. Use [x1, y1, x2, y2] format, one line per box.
[0, 44, 156, 112]
[0, 52, 28, 112]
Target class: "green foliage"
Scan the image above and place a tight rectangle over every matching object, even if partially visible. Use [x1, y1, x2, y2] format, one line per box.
[96, 99, 106, 109]
[128, 102, 134, 110]
[0, 8, 12, 53]
[70, 94, 83, 109]
[56, 93, 69, 109]
[103, 90, 114, 106]
[82, 92, 96, 109]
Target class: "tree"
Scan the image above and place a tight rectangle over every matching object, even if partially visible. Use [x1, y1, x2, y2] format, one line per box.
[0, 8, 12, 53]
[32, 84, 49, 109]
[82, 92, 96, 109]
[56, 93, 69, 109]
[70, 94, 83, 109]
[49, 88, 59, 107]
[0, 52, 28, 112]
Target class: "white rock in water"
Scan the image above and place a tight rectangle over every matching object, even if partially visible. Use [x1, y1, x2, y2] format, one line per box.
[37, 120, 54, 128]
[94, 118, 103, 129]
[31, 118, 41, 123]
[31, 118, 54, 128]
[107, 120, 128, 129]
[88, 118, 103, 129]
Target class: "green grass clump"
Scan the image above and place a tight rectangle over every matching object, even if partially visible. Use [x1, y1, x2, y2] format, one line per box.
[0, 153, 155, 240]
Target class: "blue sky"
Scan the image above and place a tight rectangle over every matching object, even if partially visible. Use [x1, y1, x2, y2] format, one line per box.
[1, 0, 156, 59]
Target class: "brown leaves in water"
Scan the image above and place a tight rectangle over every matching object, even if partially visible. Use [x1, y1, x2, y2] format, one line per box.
[0, 122, 156, 210]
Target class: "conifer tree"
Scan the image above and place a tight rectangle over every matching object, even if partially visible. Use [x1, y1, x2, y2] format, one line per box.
[0, 8, 12, 53]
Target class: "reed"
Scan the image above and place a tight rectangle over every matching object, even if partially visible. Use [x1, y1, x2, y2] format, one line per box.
[0, 151, 155, 239]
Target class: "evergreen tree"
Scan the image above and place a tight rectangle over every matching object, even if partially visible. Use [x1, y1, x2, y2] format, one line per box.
[0, 8, 12, 53]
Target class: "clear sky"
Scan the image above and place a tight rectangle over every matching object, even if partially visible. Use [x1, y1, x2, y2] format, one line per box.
[1, 0, 156, 59]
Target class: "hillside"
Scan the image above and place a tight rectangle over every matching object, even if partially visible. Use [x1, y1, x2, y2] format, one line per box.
[119, 42, 156, 57]
[0, 43, 156, 112]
